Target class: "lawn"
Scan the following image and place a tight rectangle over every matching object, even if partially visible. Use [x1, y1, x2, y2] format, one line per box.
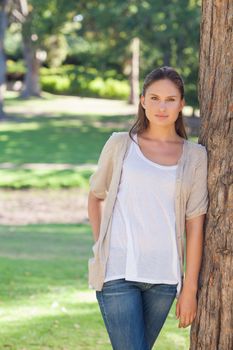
[1, 93, 133, 188]
[0, 224, 190, 350]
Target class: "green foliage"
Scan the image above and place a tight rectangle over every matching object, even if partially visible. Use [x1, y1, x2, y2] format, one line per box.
[44, 34, 68, 67]
[89, 78, 130, 99]
[7, 59, 25, 74]
[39, 66, 130, 98]
[73, 0, 201, 106]
[5, 1, 201, 106]
[40, 74, 71, 94]
[6, 61, 129, 99]
[4, 23, 23, 58]
[40, 74, 129, 99]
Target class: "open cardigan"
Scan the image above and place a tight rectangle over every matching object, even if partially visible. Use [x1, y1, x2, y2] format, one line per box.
[88, 131, 209, 298]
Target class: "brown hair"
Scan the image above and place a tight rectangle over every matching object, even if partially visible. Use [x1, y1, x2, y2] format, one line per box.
[129, 66, 188, 142]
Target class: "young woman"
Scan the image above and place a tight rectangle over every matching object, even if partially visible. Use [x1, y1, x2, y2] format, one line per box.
[87, 66, 209, 350]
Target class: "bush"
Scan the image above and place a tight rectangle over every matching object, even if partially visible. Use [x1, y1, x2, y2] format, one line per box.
[7, 61, 130, 100]
[6, 59, 25, 80]
[40, 75, 71, 94]
[40, 69, 130, 99]
[89, 78, 130, 99]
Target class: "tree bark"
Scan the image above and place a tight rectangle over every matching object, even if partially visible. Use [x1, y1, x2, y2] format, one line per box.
[129, 37, 140, 106]
[21, 39, 41, 98]
[21, 11, 41, 98]
[0, 0, 8, 118]
[190, 1, 233, 349]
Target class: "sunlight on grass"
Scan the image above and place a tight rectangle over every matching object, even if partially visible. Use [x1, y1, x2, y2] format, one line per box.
[4, 90, 58, 103]
[4, 91, 136, 119]
[0, 121, 41, 131]
[0, 224, 190, 349]
[0, 290, 96, 324]
[166, 332, 190, 347]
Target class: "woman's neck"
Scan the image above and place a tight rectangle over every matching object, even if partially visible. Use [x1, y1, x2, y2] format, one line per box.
[140, 126, 182, 143]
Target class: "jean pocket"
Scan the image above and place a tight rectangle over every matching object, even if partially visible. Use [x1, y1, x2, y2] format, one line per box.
[158, 283, 178, 294]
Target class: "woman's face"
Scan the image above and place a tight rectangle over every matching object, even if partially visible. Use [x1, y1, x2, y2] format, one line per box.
[140, 79, 185, 128]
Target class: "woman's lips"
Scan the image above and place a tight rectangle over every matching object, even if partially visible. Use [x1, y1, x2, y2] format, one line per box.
[155, 114, 168, 118]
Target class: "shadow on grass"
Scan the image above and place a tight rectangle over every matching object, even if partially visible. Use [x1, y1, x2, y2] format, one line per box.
[0, 113, 134, 164]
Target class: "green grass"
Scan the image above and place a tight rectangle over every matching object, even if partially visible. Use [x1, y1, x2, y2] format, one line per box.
[0, 224, 190, 349]
[0, 113, 127, 165]
[1, 93, 133, 189]
[0, 168, 92, 189]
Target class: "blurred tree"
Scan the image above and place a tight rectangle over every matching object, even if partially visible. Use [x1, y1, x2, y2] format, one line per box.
[20, 1, 40, 97]
[0, 0, 10, 117]
[129, 37, 140, 105]
[12, 0, 77, 97]
[76, 0, 201, 106]
[5, 0, 202, 105]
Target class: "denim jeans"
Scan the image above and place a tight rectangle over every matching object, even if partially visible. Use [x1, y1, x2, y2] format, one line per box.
[96, 278, 178, 350]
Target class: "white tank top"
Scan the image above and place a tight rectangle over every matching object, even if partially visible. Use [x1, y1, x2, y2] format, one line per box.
[104, 133, 181, 295]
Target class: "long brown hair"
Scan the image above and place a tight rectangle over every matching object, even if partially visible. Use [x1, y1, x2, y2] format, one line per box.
[129, 66, 188, 141]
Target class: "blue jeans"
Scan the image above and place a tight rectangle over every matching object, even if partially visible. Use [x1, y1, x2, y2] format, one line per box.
[96, 278, 178, 350]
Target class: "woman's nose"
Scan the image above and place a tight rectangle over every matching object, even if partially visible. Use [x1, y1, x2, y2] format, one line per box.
[159, 101, 166, 110]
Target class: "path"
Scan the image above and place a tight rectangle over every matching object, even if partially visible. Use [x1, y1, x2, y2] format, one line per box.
[0, 188, 89, 225]
[6, 94, 137, 117]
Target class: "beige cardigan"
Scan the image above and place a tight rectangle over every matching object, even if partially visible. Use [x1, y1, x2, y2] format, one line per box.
[88, 131, 209, 298]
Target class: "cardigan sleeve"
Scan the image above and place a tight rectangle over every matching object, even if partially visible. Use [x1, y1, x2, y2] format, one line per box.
[185, 146, 209, 220]
[89, 133, 116, 200]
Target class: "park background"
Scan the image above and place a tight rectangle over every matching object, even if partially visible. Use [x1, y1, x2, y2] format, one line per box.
[0, 1, 202, 349]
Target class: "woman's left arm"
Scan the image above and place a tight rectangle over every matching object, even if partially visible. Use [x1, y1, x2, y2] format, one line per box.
[176, 214, 205, 328]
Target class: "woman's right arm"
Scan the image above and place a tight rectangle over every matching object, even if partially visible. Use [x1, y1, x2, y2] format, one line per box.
[87, 191, 105, 242]
[87, 132, 117, 242]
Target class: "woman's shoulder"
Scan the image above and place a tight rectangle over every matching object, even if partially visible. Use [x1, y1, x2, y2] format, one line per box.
[186, 139, 207, 154]
[106, 131, 129, 146]
[100, 131, 129, 154]
[185, 139, 208, 166]
[111, 131, 129, 140]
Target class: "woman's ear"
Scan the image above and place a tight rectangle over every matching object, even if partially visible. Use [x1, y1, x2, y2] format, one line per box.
[140, 95, 145, 109]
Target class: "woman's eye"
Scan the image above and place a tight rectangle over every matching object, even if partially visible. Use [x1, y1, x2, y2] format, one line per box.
[151, 97, 175, 102]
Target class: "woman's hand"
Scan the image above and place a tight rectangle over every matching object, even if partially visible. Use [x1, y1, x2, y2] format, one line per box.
[175, 287, 197, 328]
[176, 215, 205, 328]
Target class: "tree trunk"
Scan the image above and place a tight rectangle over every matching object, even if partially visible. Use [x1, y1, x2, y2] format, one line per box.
[190, 1, 233, 349]
[21, 38, 41, 97]
[129, 37, 140, 106]
[21, 15, 41, 98]
[0, 0, 8, 118]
